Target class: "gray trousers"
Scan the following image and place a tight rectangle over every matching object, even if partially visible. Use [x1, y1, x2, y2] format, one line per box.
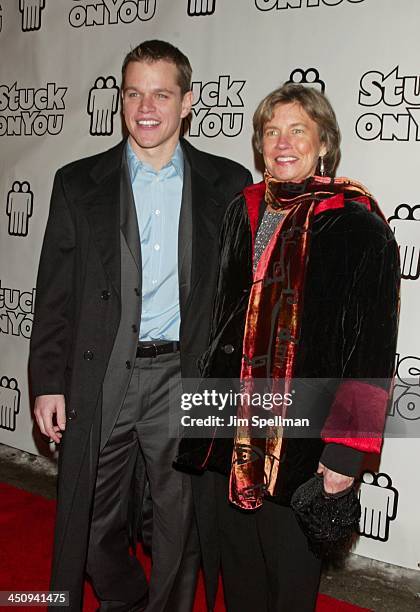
[86, 352, 200, 612]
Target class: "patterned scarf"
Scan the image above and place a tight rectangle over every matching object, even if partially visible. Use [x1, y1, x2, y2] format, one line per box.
[229, 174, 378, 510]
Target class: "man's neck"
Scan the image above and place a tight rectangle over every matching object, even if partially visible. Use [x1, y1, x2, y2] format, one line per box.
[128, 137, 181, 172]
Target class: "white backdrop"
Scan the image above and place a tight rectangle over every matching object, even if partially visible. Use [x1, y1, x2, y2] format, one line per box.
[1, 0, 419, 573]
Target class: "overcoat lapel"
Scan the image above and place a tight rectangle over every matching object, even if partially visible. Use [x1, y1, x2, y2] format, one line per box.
[178, 156, 192, 315]
[83, 141, 126, 298]
[180, 140, 226, 318]
[120, 149, 141, 272]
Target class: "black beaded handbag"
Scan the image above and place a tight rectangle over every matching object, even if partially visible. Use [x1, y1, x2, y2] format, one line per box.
[290, 473, 361, 560]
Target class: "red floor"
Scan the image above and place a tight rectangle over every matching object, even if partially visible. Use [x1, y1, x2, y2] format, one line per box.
[0, 483, 370, 611]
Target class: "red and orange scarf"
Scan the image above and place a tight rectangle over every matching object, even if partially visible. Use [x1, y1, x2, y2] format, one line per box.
[229, 174, 382, 510]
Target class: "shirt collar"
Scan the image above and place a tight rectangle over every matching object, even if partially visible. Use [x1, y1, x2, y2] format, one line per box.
[126, 140, 184, 182]
[170, 142, 184, 179]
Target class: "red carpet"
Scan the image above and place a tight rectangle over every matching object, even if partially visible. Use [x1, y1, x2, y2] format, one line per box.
[0, 482, 370, 611]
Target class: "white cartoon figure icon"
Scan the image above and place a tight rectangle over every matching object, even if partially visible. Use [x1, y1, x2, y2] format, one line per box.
[20, 0, 45, 32]
[7, 181, 33, 237]
[88, 77, 119, 136]
[287, 68, 326, 94]
[358, 471, 398, 541]
[0, 376, 21, 431]
[187, 0, 216, 16]
[388, 204, 420, 280]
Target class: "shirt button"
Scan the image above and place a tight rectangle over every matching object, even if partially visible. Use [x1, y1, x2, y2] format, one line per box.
[152, 280, 158, 285]
[155, 209, 160, 215]
[154, 244, 160, 251]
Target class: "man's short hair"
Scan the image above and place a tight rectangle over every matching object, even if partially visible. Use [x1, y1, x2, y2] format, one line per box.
[253, 83, 341, 176]
[122, 40, 192, 95]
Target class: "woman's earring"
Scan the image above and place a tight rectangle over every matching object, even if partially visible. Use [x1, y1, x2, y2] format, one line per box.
[319, 156, 325, 176]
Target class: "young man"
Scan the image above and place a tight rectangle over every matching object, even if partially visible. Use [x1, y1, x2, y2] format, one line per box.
[30, 40, 252, 612]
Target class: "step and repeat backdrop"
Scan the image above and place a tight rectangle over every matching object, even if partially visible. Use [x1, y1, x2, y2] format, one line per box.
[0, 0, 419, 574]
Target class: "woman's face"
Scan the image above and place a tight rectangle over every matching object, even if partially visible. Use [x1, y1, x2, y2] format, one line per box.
[262, 102, 327, 182]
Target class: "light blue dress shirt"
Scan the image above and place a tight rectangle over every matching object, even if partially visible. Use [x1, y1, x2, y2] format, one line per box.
[126, 140, 183, 341]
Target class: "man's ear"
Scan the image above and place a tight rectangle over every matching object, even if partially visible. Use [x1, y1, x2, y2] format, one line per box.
[181, 90, 193, 119]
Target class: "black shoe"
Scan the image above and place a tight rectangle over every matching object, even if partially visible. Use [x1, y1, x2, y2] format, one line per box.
[96, 592, 148, 612]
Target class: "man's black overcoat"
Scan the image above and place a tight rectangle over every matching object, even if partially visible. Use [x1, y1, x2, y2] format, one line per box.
[29, 137, 252, 610]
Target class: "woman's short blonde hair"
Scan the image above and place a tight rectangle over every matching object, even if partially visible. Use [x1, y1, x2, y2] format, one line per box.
[253, 83, 341, 176]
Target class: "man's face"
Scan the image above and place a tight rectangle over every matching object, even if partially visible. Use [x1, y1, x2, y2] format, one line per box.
[122, 59, 192, 166]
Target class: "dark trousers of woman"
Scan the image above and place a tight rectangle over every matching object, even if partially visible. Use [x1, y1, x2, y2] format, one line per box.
[210, 472, 322, 612]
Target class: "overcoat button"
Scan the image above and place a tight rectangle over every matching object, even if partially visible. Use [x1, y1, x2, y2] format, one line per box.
[101, 290, 111, 300]
[222, 344, 235, 354]
[67, 409, 77, 420]
[126, 360, 132, 369]
[83, 350, 94, 360]
[132, 325, 138, 333]
[134, 288, 140, 296]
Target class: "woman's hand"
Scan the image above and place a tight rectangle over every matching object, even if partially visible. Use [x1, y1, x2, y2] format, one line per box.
[317, 462, 354, 494]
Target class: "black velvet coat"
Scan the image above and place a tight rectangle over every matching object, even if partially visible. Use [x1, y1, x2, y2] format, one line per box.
[177, 189, 400, 504]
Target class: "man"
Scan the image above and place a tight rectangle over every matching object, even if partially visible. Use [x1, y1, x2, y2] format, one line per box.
[30, 40, 252, 612]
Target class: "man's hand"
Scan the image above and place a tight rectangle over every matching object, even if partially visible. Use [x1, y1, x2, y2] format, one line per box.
[34, 394, 66, 444]
[317, 462, 354, 494]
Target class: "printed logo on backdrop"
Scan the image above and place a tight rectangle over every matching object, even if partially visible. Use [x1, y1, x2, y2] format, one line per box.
[187, 0, 216, 16]
[0, 376, 20, 432]
[0, 82, 67, 136]
[190, 76, 245, 138]
[6, 181, 33, 237]
[287, 68, 325, 93]
[388, 204, 420, 281]
[0, 281, 35, 340]
[387, 354, 420, 431]
[20, 0, 45, 32]
[68, 0, 156, 28]
[356, 66, 420, 141]
[357, 471, 398, 542]
[88, 76, 119, 136]
[255, 0, 365, 12]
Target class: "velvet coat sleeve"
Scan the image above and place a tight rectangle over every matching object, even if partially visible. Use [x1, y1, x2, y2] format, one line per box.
[296, 203, 401, 475]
